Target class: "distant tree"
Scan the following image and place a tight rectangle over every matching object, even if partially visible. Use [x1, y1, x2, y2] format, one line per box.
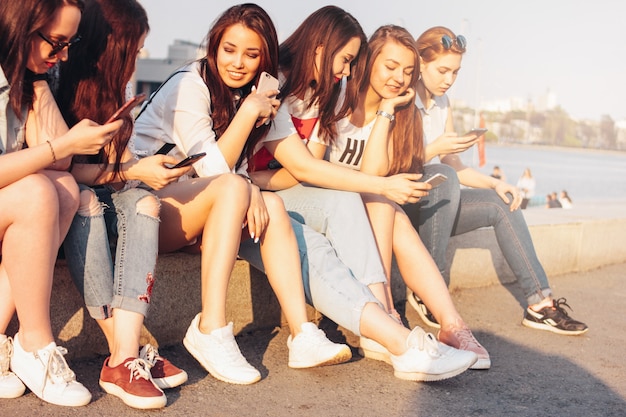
[600, 115, 616, 149]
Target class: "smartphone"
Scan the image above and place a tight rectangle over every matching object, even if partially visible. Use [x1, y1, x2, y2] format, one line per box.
[256, 71, 279, 96]
[424, 173, 448, 188]
[106, 93, 147, 124]
[168, 152, 206, 169]
[463, 128, 488, 137]
[155, 143, 176, 155]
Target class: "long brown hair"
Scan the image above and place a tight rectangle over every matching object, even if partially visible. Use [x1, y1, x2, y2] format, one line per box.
[56, 0, 149, 177]
[278, 6, 367, 145]
[0, 0, 84, 119]
[201, 3, 278, 169]
[365, 25, 424, 175]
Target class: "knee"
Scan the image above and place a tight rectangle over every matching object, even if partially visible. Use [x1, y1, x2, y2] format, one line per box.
[214, 173, 251, 202]
[77, 188, 103, 217]
[136, 194, 160, 218]
[261, 192, 286, 214]
[20, 174, 59, 207]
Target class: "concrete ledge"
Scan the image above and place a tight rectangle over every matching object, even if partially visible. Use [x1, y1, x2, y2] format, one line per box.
[8, 202, 626, 360]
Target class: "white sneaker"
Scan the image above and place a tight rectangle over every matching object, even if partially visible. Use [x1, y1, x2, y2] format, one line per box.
[287, 322, 351, 368]
[390, 327, 477, 382]
[0, 335, 25, 399]
[358, 336, 391, 364]
[182, 314, 260, 385]
[10, 334, 91, 406]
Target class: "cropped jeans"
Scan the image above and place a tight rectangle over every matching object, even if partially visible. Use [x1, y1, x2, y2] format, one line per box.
[402, 164, 551, 306]
[63, 185, 160, 320]
[239, 184, 384, 336]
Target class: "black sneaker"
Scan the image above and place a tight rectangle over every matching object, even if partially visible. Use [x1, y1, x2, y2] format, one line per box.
[522, 298, 588, 335]
[407, 291, 440, 329]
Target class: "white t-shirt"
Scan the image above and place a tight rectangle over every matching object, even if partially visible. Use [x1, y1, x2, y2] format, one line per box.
[133, 61, 243, 177]
[311, 116, 374, 171]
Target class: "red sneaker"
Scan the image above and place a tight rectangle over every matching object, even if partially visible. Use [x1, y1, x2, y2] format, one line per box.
[140, 344, 188, 389]
[99, 357, 166, 409]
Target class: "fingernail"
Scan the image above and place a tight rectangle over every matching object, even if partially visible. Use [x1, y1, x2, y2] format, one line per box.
[254, 237, 259, 243]
[250, 232, 255, 240]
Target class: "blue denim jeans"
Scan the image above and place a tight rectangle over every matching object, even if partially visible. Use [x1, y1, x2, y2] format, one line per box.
[403, 164, 551, 306]
[238, 184, 385, 336]
[63, 185, 160, 320]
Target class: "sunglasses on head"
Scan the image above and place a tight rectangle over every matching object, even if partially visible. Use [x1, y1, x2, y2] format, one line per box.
[441, 34, 467, 51]
[38, 31, 81, 58]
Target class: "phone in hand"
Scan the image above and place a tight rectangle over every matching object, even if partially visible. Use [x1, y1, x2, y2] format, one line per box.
[463, 128, 488, 137]
[167, 152, 206, 169]
[256, 72, 279, 97]
[424, 173, 448, 188]
[106, 93, 147, 124]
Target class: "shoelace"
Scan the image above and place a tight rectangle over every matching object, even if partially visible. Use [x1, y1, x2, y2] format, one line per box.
[451, 326, 481, 351]
[552, 298, 574, 317]
[140, 344, 160, 367]
[408, 328, 441, 357]
[0, 337, 12, 375]
[124, 358, 152, 383]
[39, 346, 76, 391]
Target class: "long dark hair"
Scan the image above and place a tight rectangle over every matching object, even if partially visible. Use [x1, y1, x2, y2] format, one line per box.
[0, 0, 84, 119]
[56, 0, 149, 177]
[200, 3, 278, 169]
[278, 5, 367, 145]
[365, 25, 423, 175]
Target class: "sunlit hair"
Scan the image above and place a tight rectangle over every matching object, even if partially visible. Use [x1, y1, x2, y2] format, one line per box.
[417, 26, 465, 64]
[364, 25, 423, 175]
[279, 5, 367, 145]
[0, 0, 84, 119]
[201, 3, 278, 169]
[56, 0, 148, 178]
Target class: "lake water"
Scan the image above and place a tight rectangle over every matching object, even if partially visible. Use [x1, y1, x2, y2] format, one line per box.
[458, 144, 626, 203]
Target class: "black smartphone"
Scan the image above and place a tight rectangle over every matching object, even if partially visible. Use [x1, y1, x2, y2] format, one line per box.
[155, 143, 176, 155]
[106, 93, 146, 124]
[168, 152, 206, 169]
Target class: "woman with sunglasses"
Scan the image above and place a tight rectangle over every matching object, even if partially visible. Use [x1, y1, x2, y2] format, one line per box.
[403, 26, 588, 336]
[245, 7, 477, 381]
[55, 0, 190, 409]
[312, 24, 490, 369]
[0, 0, 121, 406]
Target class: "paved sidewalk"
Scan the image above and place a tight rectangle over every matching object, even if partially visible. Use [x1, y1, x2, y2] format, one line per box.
[2, 262, 625, 417]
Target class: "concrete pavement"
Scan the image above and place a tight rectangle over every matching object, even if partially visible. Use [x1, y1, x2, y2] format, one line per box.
[3, 261, 625, 417]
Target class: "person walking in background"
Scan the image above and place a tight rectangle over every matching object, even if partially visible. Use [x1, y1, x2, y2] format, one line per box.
[0, 0, 122, 406]
[402, 26, 587, 336]
[517, 168, 536, 209]
[56, 0, 187, 409]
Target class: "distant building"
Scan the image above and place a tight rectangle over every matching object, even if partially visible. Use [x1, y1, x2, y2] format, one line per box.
[134, 40, 202, 97]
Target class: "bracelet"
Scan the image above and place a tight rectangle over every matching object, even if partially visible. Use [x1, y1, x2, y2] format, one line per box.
[45, 140, 57, 166]
[376, 110, 395, 122]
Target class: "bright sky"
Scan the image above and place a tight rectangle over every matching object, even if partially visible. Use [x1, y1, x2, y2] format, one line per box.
[140, 0, 626, 122]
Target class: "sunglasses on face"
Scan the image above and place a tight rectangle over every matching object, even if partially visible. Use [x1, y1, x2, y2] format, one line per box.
[441, 34, 467, 51]
[38, 31, 81, 58]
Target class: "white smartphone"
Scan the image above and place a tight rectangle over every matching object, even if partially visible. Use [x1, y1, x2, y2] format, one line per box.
[463, 128, 488, 137]
[256, 71, 279, 96]
[424, 173, 448, 188]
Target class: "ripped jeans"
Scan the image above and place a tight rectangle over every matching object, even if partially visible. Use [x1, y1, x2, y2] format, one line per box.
[63, 185, 160, 320]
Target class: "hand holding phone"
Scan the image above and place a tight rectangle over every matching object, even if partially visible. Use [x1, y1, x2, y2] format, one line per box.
[106, 93, 146, 124]
[256, 72, 279, 97]
[462, 128, 488, 138]
[424, 173, 448, 188]
[167, 152, 206, 169]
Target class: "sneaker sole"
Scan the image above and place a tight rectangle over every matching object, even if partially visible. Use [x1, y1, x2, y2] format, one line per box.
[522, 318, 589, 336]
[469, 357, 491, 370]
[358, 347, 392, 365]
[393, 357, 475, 382]
[182, 336, 261, 385]
[99, 380, 166, 409]
[152, 370, 189, 390]
[0, 376, 26, 399]
[288, 346, 352, 369]
[407, 291, 441, 329]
